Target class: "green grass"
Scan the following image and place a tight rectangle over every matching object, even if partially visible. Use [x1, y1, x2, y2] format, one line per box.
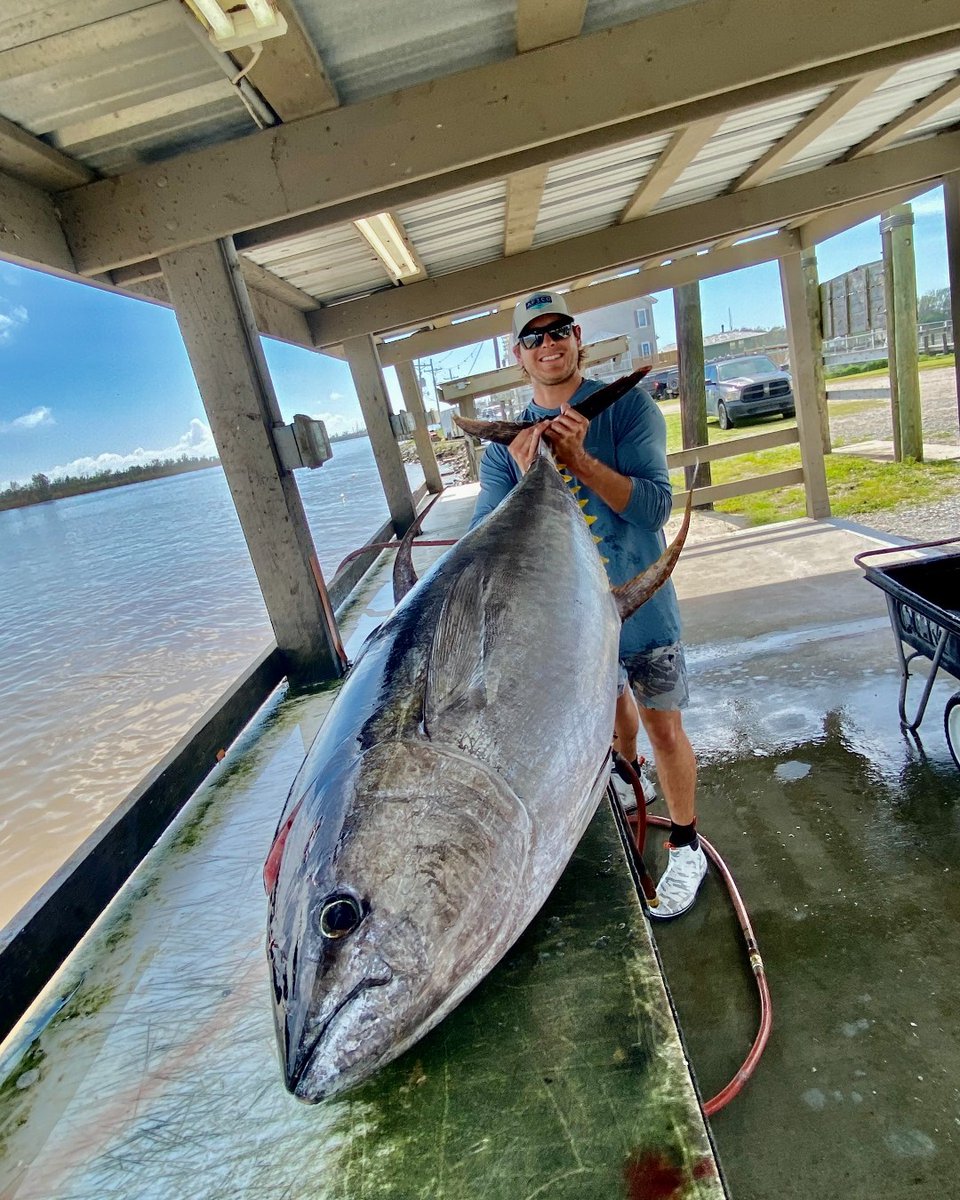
[663, 412, 960, 527]
[824, 353, 954, 382]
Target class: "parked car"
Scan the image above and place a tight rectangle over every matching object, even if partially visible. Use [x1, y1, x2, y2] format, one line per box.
[643, 367, 679, 401]
[704, 355, 795, 430]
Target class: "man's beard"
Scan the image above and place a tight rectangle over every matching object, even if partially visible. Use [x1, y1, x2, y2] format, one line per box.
[528, 359, 578, 388]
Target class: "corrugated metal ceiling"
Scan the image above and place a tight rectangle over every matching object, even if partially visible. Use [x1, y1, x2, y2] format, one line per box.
[0, 2, 956, 314]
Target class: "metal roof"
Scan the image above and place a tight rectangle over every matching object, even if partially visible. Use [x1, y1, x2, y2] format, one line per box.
[1, 1, 959, 336]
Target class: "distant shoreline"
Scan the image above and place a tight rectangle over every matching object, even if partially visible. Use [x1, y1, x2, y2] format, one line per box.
[0, 457, 223, 512]
[1, 432, 372, 512]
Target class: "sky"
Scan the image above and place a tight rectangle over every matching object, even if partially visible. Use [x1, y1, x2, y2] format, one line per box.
[0, 186, 951, 485]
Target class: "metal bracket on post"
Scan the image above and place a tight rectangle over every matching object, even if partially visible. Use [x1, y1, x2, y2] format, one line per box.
[274, 414, 333, 470]
[389, 410, 416, 437]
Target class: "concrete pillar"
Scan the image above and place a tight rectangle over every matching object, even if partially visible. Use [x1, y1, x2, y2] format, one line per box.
[881, 206, 923, 461]
[672, 282, 711, 500]
[395, 361, 444, 494]
[342, 335, 416, 534]
[160, 238, 346, 683]
[943, 173, 960, 433]
[800, 248, 832, 454]
[779, 250, 831, 519]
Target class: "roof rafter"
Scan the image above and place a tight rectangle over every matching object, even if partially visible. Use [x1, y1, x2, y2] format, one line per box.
[306, 129, 960, 344]
[847, 72, 960, 158]
[619, 118, 724, 223]
[52, 2, 960, 275]
[504, 165, 550, 255]
[731, 70, 898, 191]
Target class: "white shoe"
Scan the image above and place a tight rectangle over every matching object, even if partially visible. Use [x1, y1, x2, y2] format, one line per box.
[648, 842, 707, 920]
[611, 759, 657, 813]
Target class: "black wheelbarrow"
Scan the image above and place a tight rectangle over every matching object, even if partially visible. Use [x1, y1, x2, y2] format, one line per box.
[854, 536, 960, 770]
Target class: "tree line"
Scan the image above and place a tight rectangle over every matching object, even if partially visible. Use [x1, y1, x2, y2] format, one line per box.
[1, 455, 221, 511]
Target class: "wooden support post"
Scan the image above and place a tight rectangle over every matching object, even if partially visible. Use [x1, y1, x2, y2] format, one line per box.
[881, 219, 902, 461]
[160, 239, 345, 682]
[672, 282, 711, 501]
[801, 248, 832, 454]
[943, 173, 960, 433]
[881, 206, 923, 461]
[779, 250, 831, 519]
[456, 397, 481, 482]
[342, 335, 416, 534]
[395, 361, 444, 494]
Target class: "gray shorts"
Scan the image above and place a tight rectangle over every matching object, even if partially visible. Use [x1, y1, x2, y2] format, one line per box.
[617, 641, 689, 711]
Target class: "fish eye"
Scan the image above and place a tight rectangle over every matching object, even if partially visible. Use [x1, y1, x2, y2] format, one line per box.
[318, 893, 363, 940]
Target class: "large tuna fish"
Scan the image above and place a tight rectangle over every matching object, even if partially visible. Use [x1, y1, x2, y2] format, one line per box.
[265, 374, 688, 1102]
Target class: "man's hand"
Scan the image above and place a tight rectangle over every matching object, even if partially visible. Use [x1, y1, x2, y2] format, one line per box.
[508, 421, 547, 472]
[544, 403, 590, 471]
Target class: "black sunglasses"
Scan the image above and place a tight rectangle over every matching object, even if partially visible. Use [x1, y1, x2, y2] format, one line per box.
[519, 320, 576, 350]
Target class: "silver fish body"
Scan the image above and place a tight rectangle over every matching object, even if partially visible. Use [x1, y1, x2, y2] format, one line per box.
[266, 456, 622, 1101]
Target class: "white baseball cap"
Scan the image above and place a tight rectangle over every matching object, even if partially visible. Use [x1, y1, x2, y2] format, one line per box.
[511, 290, 573, 345]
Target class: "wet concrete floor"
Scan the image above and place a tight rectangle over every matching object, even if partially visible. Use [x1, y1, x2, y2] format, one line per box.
[2, 489, 957, 1198]
[652, 517, 959, 1199]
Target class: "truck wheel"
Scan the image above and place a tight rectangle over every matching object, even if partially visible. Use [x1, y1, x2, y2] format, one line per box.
[946, 694, 960, 770]
[718, 402, 734, 430]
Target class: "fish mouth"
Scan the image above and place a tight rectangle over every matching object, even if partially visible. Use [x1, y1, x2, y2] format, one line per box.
[284, 973, 392, 1101]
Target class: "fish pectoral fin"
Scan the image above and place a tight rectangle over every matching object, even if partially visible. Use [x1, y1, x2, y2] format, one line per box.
[424, 565, 498, 731]
[611, 489, 692, 621]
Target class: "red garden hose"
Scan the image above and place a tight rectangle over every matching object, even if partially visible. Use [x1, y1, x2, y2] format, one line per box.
[615, 756, 772, 1116]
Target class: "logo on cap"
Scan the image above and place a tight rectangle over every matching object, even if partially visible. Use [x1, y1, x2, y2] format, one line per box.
[525, 293, 553, 310]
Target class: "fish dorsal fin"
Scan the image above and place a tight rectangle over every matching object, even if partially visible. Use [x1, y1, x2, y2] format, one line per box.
[424, 564, 495, 733]
[393, 494, 441, 605]
[612, 489, 692, 622]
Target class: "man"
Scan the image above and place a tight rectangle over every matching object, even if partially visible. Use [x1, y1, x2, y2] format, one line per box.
[469, 290, 705, 919]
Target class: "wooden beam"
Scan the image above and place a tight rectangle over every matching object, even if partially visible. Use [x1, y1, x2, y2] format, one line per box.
[796, 182, 935, 246]
[373, 234, 801, 364]
[160, 238, 345, 680]
[780, 249, 830, 517]
[395, 361, 443, 494]
[944, 172, 960, 427]
[619, 118, 724, 222]
[504, 165, 549, 256]
[0, 169, 74, 271]
[0, 113, 94, 191]
[308, 132, 960, 343]
[55, 3, 960, 274]
[516, 0, 587, 53]
[848, 73, 960, 159]
[731, 71, 896, 191]
[229, 0, 339, 121]
[341, 336, 416, 534]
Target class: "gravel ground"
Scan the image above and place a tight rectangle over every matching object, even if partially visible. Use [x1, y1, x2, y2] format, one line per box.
[826, 365, 960, 544]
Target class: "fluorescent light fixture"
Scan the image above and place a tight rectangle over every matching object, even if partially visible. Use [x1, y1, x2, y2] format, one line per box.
[187, 0, 287, 50]
[452, 309, 495, 324]
[354, 213, 422, 281]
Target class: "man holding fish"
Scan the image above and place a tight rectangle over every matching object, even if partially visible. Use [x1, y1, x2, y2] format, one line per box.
[470, 289, 706, 919]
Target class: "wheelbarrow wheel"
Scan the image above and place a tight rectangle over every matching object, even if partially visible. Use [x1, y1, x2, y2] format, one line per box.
[945, 693, 960, 771]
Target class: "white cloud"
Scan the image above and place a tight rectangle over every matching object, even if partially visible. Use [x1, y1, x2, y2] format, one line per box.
[309, 410, 362, 436]
[0, 300, 28, 343]
[1, 405, 54, 432]
[49, 418, 219, 479]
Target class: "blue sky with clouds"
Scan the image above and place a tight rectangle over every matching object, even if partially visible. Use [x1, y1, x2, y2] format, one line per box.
[0, 186, 950, 484]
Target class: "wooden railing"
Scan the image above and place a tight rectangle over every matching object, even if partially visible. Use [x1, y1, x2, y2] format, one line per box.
[667, 426, 802, 508]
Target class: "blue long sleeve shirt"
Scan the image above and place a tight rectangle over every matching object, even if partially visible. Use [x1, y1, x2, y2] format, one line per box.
[469, 377, 682, 664]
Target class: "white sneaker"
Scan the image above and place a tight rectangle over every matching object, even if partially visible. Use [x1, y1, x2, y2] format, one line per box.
[648, 842, 707, 920]
[611, 759, 657, 813]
